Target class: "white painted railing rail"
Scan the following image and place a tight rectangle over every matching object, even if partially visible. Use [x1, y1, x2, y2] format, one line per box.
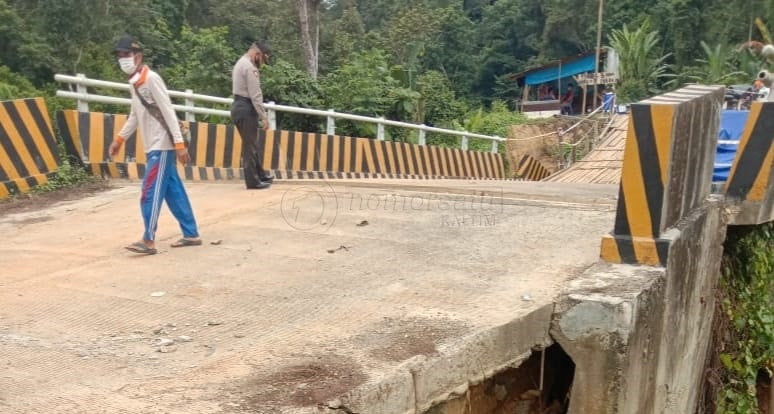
[55, 73, 504, 153]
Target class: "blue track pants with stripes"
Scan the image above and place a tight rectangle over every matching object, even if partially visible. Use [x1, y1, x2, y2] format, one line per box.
[141, 150, 199, 241]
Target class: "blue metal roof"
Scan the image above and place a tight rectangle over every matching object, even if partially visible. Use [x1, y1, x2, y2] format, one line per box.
[525, 54, 597, 86]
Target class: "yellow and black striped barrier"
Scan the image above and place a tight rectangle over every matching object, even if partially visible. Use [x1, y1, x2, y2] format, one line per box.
[255, 129, 504, 179]
[57, 110, 505, 180]
[514, 154, 550, 181]
[0, 98, 60, 198]
[600, 85, 725, 266]
[723, 101, 774, 224]
[57, 110, 246, 176]
[86, 162, 243, 182]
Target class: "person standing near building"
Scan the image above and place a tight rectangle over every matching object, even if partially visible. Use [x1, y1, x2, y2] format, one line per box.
[560, 84, 575, 115]
[108, 35, 202, 255]
[231, 41, 274, 189]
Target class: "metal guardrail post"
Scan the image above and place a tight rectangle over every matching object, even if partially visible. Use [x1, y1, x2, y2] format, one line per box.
[267, 101, 277, 130]
[184, 89, 195, 122]
[76, 74, 89, 112]
[327, 110, 336, 135]
[377, 117, 385, 141]
[418, 127, 426, 146]
[461, 135, 469, 151]
[491, 140, 499, 153]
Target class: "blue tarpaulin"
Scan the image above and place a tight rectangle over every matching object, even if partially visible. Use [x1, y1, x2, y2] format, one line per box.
[713, 110, 750, 182]
[525, 54, 597, 86]
[603, 92, 615, 112]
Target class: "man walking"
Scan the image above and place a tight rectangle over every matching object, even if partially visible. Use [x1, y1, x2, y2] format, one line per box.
[108, 35, 202, 255]
[231, 40, 273, 189]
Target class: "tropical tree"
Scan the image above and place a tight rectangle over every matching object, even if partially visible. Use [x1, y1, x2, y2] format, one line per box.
[0, 65, 40, 100]
[608, 18, 672, 102]
[321, 49, 399, 137]
[683, 42, 746, 85]
[424, 6, 479, 99]
[163, 26, 236, 98]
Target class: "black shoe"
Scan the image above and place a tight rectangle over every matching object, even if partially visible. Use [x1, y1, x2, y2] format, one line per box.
[260, 174, 274, 183]
[247, 182, 271, 190]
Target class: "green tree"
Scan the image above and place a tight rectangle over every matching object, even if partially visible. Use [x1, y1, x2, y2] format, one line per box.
[163, 26, 236, 98]
[0, 66, 40, 100]
[416, 70, 468, 127]
[150, 0, 191, 36]
[475, 0, 545, 103]
[608, 18, 672, 102]
[323, 0, 367, 70]
[261, 58, 324, 132]
[665, 0, 703, 68]
[424, 6, 479, 99]
[381, 5, 441, 69]
[539, 0, 600, 57]
[209, 0, 303, 68]
[0, 0, 53, 83]
[322, 49, 399, 136]
[683, 42, 746, 85]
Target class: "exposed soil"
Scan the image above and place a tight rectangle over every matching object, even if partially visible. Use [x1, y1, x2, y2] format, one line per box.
[425, 344, 575, 414]
[0, 179, 113, 217]
[506, 117, 596, 177]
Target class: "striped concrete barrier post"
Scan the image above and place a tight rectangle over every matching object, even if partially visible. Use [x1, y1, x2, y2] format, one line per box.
[600, 85, 725, 266]
[723, 101, 774, 225]
[0, 98, 61, 198]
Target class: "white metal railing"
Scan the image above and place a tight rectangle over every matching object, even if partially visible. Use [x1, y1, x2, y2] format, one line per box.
[54, 73, 504, 153]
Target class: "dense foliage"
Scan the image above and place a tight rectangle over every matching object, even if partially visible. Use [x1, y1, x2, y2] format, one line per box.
[0, 0, 772, 132]
[716, 223, 773, 413]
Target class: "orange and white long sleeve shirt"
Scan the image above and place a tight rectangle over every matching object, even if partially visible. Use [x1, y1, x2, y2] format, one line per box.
[116, 65, 185, 153]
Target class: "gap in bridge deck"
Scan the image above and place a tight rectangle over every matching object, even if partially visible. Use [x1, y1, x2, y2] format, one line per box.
[425, 343, 575, 414]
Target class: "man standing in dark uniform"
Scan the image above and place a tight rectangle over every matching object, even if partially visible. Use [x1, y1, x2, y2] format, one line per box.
[231, 41, 273, 189]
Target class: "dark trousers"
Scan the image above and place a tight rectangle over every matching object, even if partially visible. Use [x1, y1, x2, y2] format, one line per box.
[231, 98, 266, 188]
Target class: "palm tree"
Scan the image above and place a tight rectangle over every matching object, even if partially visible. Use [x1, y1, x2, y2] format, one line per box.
[608, 18, 672, 102]
[685, 42, 746, 85]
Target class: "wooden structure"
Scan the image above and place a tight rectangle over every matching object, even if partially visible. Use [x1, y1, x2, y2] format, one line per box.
[544, 114, 628, 184]
[511, 49, 618, 117]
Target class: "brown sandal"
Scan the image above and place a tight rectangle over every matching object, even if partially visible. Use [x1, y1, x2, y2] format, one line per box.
[171, 238, 202, 248]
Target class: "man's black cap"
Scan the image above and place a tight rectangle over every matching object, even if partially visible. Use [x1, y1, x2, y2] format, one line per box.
[114, 35, 142, 54]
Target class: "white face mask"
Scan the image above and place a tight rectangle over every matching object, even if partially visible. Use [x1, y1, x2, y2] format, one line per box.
[118, 57, 137, 75]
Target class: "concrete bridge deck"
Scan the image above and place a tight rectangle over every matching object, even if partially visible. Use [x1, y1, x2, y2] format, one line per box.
[0, 179, 617, 413]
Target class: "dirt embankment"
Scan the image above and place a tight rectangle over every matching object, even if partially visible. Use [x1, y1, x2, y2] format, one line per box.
[505, 117, 593, 178]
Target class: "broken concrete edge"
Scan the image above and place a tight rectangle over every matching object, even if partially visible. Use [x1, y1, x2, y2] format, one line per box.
[723, 197, 774, 226]
[552, 262, 665, 342]
[261, 198, 735, 414]
[310, 304, 555, 414]
[550, 261, 666, 414]
[412, 305, 554, 413]
[551, 197, 729, 414]
[312, 260, 653, 414]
